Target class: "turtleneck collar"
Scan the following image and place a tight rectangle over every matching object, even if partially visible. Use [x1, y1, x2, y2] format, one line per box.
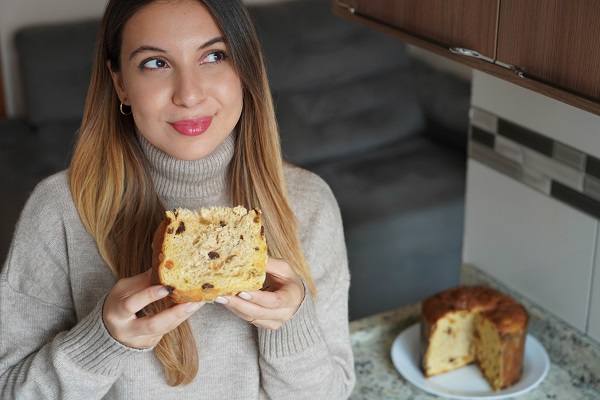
[138, 132, 235, 201]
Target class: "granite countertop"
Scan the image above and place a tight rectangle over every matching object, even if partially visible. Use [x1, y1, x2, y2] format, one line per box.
[348, 265, 600, 399]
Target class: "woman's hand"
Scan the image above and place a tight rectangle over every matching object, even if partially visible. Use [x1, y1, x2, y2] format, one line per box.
[102, 269, 204, 349]
[215, 257, 305, 330]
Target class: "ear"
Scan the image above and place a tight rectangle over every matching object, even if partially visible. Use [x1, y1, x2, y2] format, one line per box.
[107, 60, 129, 105]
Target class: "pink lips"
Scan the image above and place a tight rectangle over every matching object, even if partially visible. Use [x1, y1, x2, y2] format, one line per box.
[169, 117, 213, 136]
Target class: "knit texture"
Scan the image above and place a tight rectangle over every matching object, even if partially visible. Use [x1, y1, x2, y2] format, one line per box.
[0, 133, 355, 399]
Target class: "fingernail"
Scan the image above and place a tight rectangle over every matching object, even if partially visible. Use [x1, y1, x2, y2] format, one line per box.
[157, 287, 169, 297]
[186, 302, 202, 313]
[238, 292, 252, 300]
[214, 296, 228, 304]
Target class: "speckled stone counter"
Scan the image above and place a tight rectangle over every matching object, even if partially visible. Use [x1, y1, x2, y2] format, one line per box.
[348, 264, 600, 399]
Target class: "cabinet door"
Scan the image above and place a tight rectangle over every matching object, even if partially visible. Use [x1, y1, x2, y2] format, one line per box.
[337, 0, 499, 60]
[497, 0, 600, 101]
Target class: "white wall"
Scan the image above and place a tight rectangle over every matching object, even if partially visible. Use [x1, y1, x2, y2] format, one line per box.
[464, 71, 600, 341]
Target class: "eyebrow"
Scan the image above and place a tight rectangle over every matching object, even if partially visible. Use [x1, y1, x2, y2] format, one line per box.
[129, 36, 227, 61]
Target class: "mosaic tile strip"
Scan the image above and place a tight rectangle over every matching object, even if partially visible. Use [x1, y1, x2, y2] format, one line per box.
[471, 126, 495, 148]
[469, 107, 600, 219]
[469, 107, 498, 133]
[584, 175, 600, 202]
[586, 156, 600, 180]
[554, 142, 586, 171]
[551, 182, 600, 220]
[498, 119, 554, 157]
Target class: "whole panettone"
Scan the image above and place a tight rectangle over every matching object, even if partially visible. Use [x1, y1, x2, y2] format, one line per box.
[420, 285, 529, 391]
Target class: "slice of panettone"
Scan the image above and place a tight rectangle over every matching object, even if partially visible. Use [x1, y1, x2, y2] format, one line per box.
[151, 206, 267, 303]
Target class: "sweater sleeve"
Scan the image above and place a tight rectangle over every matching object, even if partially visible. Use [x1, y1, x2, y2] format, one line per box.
[0, 174, 149, 399]
[257, 167, 355, 399]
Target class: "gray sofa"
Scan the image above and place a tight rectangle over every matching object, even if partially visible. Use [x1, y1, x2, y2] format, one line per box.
[0, 0, 470, 320]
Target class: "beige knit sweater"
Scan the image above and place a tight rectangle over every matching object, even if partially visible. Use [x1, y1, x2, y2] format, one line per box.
[0, 134, 355, 399]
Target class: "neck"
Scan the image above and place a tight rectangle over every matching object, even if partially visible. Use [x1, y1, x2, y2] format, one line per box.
[138, 133, 235, 201]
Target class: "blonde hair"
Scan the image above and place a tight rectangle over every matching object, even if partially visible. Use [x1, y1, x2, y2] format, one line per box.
[69, 0, 315, 386]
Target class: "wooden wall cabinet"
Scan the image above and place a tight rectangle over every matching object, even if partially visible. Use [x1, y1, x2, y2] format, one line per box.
[333, 0, 600, 116]
[338, 0, 498, 60]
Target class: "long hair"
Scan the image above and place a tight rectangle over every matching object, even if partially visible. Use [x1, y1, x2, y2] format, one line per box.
[69, 0, 315, 386]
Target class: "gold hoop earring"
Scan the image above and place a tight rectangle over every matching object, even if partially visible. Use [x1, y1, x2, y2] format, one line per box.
[120, 102, 132, 116]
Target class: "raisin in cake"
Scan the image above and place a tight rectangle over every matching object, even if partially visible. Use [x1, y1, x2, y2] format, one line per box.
[420, 285, 529, 391]
[151, 206, 268, 303]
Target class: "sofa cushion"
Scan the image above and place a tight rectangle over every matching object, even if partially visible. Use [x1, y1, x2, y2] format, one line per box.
[308, 136, 467, 319]
[16, 19, 99, 126]
[248, 0, 425, 165]
[344, 199, 464, 319]
[0, 119, 35, 146]
[276, 68, 425, 165]
[309, 136, 466, 228]
[35, 122, 80, 170]
[248, 0, 410, 92]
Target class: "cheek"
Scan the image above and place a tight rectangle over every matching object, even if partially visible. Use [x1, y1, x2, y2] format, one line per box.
[221, 80, 244, 116]
[120, 71, 167, 110]
[215, 70, 244, 109]
[232, 86, 244, 116]
[130, 86, 171, 118]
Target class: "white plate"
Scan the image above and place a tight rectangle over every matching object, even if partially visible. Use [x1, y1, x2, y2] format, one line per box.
[391, 323, 550, 399]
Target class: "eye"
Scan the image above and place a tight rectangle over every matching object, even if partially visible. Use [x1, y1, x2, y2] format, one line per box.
[201, 51, 229, 65]
[139, 58, 169, 70]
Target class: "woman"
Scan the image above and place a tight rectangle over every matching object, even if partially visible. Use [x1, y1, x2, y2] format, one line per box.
[0, 0, 355, 398]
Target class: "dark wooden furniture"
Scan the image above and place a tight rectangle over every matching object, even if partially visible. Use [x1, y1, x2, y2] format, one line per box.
[333, 0, 600, 116]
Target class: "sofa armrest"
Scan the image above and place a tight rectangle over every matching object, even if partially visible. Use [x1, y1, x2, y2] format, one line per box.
[0, 118, 35, 146]
[15, 19, 99, 126]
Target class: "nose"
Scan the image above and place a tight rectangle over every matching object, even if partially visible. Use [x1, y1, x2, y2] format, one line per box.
[172, 68, 206, 108]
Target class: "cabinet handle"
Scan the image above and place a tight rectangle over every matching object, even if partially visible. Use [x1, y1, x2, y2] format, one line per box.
[494, 60, 520, 74]
[337, 1, 357, 14]
[449, 47, 494, 63]
[450, 47, 525, 78]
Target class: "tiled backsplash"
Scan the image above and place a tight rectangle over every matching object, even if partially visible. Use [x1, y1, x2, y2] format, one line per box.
[470, 107, 600, 219]
[466, 71, 600, 344]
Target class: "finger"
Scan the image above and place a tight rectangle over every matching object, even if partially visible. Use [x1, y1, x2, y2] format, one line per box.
[239, 289, 291, 310]
[265, 256, 293, 279]
[121, 285, 169, 315]
[112, 269, 153, 300]
[117, 285, 171, 319]
[222, 304, 274, 329]
[135, 302, 204, 337]
[218, 292, 290, 322]
[264, 258, 303, 293]
[116, 302, 204, 349]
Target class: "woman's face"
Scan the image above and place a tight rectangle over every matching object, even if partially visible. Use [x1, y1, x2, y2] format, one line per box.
[109, 0, 243, 160]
